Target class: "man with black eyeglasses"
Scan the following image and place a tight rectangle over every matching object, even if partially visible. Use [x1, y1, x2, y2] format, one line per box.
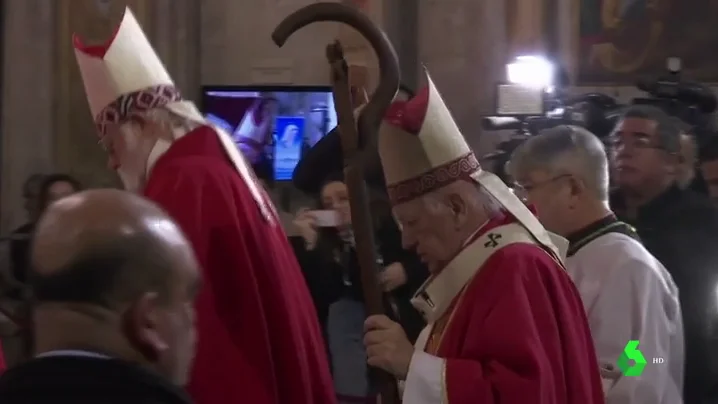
[610, 105, 718, 404]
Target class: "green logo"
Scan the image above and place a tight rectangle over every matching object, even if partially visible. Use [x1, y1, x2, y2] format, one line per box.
[617, 340, 647, 376]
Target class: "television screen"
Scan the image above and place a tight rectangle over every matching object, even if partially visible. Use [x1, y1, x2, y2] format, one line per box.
[201, 86, 337, 181]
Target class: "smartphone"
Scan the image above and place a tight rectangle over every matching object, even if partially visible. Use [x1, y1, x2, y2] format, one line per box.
[311, 210, 340, 227]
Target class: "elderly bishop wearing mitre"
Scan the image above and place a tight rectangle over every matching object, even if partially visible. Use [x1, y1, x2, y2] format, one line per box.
[362, 74, 605, 404]
[72, 8, 335, 404]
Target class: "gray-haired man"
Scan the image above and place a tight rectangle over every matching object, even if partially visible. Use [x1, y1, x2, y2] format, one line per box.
[509, 125, 684, 404]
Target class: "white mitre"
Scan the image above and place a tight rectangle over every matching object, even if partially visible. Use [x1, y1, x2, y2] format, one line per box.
[73, 7, 272, 220]
[377, 72, 566, 260]
[73, 8, 204, 135]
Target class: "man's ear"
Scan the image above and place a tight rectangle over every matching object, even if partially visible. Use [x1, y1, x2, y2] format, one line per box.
[123, 292, 167, 362]
[140, 115, 174, 141]
[568, 175, 585, 198]
[446, 193, 469, 224]
[664, 152, 681, 175]
[138, 115, 159, 130]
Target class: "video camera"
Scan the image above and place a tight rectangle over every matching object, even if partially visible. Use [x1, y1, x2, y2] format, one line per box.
[479, 56, 623, 181]
[482, 92, 624, 139]
[483, 57, 717, 139]
[631, 58, 717, 145]
[481, 54, 627, 139]
[480, 56, 718, 182]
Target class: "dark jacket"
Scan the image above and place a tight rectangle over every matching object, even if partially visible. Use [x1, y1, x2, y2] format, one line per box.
[612, 185, 718, 403]
[292, 219, 428, 343]
[0, 356, 192, 404]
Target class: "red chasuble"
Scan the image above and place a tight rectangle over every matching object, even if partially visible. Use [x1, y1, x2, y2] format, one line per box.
[144, 125, 335, 404]
[403, 214, 604, 404]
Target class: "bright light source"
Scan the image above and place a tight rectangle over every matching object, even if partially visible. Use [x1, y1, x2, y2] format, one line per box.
[507, 56, 554, 89]
[667, 57, 681, 73]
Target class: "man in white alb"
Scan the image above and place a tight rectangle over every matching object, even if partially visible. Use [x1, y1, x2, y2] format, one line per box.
[508, 125, 684, 404]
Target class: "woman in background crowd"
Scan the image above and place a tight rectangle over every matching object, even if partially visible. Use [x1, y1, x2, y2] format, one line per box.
[288, 82, 426, 403]
[10, 174, 81, 287]
[37, 174, 82, 209]
[8, 174, 45, 291]
[291, 174, 428, 404]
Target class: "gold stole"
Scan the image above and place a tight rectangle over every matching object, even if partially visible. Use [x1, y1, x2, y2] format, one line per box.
[424, 299, 461, 355]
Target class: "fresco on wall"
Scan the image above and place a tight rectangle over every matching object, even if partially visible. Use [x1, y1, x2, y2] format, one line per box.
[577, 0, 718, 83]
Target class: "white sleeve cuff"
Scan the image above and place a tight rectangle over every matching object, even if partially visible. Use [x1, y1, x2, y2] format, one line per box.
[402, 351, 446, 404]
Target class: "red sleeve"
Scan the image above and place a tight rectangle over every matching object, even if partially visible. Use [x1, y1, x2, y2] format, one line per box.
[442, 250, 602, 404]
[144, 168, 277, 404]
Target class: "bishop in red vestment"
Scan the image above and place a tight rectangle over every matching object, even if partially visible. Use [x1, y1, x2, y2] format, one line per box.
[362, 74, 605, 403]
[72, 8, 335, 404]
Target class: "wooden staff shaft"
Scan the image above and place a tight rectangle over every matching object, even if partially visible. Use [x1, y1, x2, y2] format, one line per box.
[328, 44, 400, 404]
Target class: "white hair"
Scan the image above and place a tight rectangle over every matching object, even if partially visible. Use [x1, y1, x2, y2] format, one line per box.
[136, 107, 200, 135]
[421, 180, 503, 218]
[508, 125, 609, 201]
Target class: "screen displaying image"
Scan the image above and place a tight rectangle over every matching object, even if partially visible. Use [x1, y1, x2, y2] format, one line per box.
[201, 86, 338, 181]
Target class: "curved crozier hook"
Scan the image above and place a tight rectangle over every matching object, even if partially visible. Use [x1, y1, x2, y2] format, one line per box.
[272, 3, 400, 145]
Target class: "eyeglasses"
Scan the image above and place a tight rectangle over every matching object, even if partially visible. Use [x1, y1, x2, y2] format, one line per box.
[606, 133, 666, 152]
[512, 174, 572, 197]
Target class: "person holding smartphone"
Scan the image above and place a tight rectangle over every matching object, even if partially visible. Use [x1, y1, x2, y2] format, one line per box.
[291, 173, 428, 404]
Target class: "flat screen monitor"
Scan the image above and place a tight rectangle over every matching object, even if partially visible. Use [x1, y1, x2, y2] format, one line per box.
[200, 85, 337, 182]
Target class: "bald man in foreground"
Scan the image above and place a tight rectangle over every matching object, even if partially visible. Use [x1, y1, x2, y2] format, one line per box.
[0, 189, 200, 404]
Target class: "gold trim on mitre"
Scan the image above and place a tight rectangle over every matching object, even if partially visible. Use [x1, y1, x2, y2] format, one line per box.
[73, 7, 205, 137]
[379, 72, 478, 206]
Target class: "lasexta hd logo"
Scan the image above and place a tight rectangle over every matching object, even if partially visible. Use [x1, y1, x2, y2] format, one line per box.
[617, 340, 647, 376]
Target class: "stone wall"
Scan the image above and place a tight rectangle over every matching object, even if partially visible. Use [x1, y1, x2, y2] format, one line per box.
[418, 0, 507, 155]
[1, 0, 56, 232]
